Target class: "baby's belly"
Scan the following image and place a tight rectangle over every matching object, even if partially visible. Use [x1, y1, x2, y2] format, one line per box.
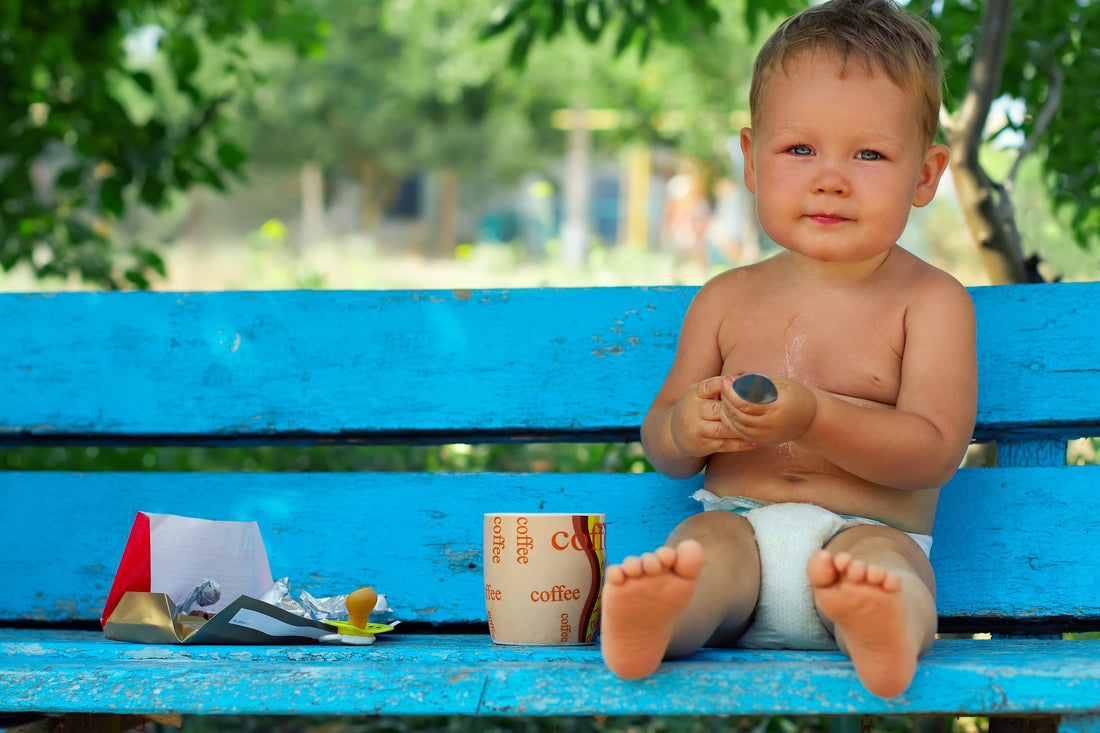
[703, 448, 939, 534]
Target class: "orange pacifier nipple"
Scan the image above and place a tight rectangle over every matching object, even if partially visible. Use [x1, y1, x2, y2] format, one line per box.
[346, 586, 379, 629]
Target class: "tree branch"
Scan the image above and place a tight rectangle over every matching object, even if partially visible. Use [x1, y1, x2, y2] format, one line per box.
[1006, 38, 1066, 185]
[955, 0, 1012, 159]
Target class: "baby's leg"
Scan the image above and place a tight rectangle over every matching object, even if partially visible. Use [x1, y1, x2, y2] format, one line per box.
[601, 511, 760, 679]
[809, 524, 936, 698]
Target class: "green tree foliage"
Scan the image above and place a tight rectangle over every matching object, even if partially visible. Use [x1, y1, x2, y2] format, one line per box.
[936, 0, 1100, 282]
[234, 0, 763, 254]
[240, 0, 561, 218]
[488, 0, 1100, 283]
[481, 0, 815, 64]
[0, 0, 323, 288]
[483, 0, 717, 64]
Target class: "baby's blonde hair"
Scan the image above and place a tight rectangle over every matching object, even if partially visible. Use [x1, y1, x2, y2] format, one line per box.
[749, 0, 943, 145]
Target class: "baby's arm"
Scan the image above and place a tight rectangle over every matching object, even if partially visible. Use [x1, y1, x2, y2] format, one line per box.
[641, 279, 756, 478]
[722, 274, 977, 490]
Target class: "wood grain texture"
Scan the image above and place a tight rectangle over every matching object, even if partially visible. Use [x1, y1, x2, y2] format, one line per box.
[3, 283, 1099, 444]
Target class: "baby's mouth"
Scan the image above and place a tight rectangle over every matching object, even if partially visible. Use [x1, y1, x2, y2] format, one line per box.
[806, 214, 850, 225]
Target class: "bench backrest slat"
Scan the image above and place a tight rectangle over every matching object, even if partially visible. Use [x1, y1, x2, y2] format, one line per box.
[4, 467, 1098, 627]
[4, 283, 1100, 445]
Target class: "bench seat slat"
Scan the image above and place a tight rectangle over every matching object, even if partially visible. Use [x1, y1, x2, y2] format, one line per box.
[3, 284, 1100, 445]
[5, 467, 1100, 627]
[1, 630, 1099, 717]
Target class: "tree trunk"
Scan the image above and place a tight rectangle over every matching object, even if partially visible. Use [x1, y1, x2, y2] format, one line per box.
[561, 103, 592, 267]
[941, 0, 1040, 284]
[943, 148, 1030, 284]
[355, 159, 392, 242]
[437, 168, 459, 258]
[621, 145, 651, 251]
[300, 160, 326, 250]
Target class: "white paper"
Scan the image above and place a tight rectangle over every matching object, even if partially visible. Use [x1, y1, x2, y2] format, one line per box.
[147, 513, 274, 614]
[226, 606, 329, 640]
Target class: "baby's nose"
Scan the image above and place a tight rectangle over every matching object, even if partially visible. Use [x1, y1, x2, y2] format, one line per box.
[814, 172, 849, 195]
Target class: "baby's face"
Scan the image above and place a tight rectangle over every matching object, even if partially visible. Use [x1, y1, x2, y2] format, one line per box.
[741, 50, 947, 267]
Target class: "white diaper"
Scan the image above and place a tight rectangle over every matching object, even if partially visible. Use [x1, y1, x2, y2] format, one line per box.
[738, 502, 846, 649]
[691, 489, 932, 651]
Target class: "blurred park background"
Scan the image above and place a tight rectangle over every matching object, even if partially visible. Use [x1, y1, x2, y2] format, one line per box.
[2, 1, 1098, 729]
[2, 0, 1098, 295]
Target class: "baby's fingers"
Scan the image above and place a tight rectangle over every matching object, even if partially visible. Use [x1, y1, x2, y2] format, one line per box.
[700, 418, 757, 453]
[711, 437, 759, 453]
[695, 376, 726, 400]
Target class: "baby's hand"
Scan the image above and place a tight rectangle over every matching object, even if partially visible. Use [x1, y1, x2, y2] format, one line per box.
[719, 374, 817, 446]
[669, 376, 760, 457]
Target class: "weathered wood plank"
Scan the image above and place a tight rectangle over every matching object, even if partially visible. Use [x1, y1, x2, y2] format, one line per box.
[972, 283, 1100, 441]
[997, 440, 1067, 468]
[1, 632, 1099, 717]
[0, 288, 684, 445]
[4, 467, 1099, 625]
[3, 284, 1099, 445]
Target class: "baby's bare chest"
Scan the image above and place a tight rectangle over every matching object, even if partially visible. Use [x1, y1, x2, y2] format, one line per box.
[719, 298, 907, 405]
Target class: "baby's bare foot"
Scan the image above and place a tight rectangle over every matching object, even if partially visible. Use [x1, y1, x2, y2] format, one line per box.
[807, 550, 922, 698]
[600, 539, 704, 679]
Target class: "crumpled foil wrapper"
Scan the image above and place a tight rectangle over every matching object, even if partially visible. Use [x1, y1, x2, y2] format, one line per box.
[174, 578, 221, 617]
[259, 577, 399, 626]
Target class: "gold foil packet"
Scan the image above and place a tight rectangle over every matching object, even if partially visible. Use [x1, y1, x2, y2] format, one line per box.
[104, 591, 338, 644]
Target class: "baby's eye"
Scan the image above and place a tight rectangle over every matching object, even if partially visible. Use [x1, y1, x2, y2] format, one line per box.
[788, 145, 813, 156]
[857, 149, 883, 161]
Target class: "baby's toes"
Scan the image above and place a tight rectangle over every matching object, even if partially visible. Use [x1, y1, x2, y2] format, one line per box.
[641, 552, 666, 575]
[807, 550, 841, 588]
[653, 545, 677, 569]
[865, 564, 888, 586]
[619, 555, 646, 578]
[882, 572, 902, 593]
[845, 559, 868, 583]
[832, 552, 854, 573]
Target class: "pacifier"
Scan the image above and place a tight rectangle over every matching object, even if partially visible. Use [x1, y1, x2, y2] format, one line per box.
[319, 586, 394, 645]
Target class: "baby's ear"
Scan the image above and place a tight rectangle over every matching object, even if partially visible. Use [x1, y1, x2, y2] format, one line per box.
[913, 143, 950, 207]
[739, 127, 758, 195]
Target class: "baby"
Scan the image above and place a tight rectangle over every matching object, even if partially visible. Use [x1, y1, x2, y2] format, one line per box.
[600, 0, 978, 698]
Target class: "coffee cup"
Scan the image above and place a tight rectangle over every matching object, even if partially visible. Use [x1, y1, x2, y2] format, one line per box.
[483, 512, 606, 645]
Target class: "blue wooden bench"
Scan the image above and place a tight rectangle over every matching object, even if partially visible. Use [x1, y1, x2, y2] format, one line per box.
[2, 283, 1100, 730]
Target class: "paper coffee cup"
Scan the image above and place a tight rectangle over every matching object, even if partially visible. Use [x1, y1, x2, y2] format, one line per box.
[483, 512, 606, 645]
